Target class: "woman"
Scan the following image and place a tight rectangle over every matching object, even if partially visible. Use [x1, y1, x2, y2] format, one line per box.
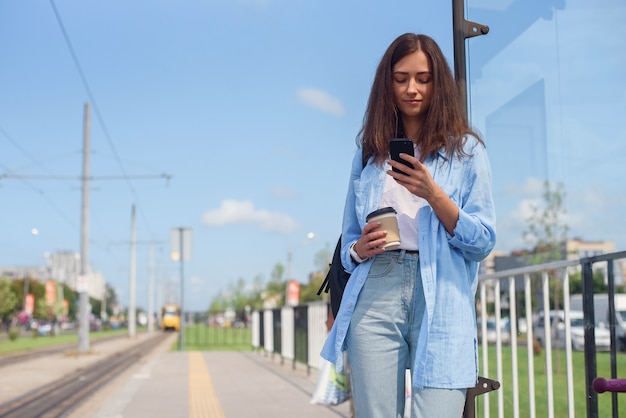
[321, 33, 496, 417]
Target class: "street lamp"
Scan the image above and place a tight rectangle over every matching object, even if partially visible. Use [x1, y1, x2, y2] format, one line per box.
[287, 232, 317, 280]
[171, 227, 192, 351]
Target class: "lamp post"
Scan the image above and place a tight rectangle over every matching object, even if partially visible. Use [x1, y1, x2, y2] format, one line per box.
[23, 228, 40, 311]
[287, 232, 317, 280]
[171, 227, 192, 351]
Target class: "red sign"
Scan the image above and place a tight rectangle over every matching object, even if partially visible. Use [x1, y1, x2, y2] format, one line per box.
[286, 280, 300, 307]
[25, 293, 34, 314]
[45, 280, 56, 305]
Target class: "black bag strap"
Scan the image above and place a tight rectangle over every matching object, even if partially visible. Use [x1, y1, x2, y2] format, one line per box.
[316, 237, 342, 296]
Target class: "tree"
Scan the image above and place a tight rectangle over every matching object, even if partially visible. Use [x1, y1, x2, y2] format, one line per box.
[265, 263, 286, 307]
[300, 245, 333, 304]
[229, 277, 250, 312]
[521, 180, 569, 366]
[104, 284, 118, 317]
[523, 180, 569, 262]
[569, 269, 608, 295]
[299, 271, 326, 303]
[247, 274, 266, 310]
[522, 180, 569, 310]
[0, 276, 18, 323]
[208, 291, 229, 316]
[313, 242, 332, 273]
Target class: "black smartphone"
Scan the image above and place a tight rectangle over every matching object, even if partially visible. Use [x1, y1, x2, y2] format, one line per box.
[389, 138, 414, 175]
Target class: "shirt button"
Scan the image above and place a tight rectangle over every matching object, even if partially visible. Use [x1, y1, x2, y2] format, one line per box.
[347, 303, 352, 308]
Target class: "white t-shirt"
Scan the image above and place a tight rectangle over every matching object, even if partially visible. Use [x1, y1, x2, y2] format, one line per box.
[378, 159, 426, 251]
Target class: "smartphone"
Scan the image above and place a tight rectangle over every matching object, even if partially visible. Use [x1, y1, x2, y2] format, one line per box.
[389, 138, 414, 175]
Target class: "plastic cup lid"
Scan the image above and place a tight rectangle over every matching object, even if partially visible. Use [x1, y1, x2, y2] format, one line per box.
[366, 206, 397, 221]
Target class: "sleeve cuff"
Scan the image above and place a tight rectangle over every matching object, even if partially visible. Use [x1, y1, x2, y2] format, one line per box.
[349, 241, 368, 264]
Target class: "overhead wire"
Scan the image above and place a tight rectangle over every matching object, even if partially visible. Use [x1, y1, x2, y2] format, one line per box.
[49, 0, 158, 240]
[0, 159, 78, 231]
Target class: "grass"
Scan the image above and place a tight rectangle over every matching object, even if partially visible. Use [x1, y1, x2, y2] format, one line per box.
[176, 324, 252, 352]
[476, 342, 625, 417]
[0, 328, 136, 355]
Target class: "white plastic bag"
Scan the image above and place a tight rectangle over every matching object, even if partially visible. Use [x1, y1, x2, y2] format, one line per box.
[311, 356, 351, 405]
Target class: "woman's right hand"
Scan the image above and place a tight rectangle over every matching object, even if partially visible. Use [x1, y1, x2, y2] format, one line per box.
[352, 221, 388, 260]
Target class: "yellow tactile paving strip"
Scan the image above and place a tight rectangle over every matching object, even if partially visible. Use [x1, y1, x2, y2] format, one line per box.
[189, 352, 226, 418]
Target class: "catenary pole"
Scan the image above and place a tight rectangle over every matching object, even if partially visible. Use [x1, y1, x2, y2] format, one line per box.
[148, 243, 154, 332]
[78, 102, 91, 353]
[129, 204, 137, 338]
[179, 227, 185, 351]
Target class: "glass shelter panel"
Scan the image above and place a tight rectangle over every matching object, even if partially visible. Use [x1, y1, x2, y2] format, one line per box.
[466, 0, 626, 253]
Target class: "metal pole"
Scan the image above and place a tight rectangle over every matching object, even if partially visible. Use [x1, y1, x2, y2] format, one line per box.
[582, 260, 598, 418]
[148, 243, 154, 333]
[451, 0, 489, 115]
[129, 205, 137, 338]
[451, 6, 489, 416]
[78, 102, 91, 353]
[452, 0, 468, 115]
[179, 227, 185, 351]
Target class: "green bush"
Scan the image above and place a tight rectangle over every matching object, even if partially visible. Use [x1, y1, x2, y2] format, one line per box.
[8, 327, 19, 341]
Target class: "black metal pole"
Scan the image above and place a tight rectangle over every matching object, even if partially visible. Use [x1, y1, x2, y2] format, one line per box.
[452, 0, 468, 115]
[452, 3, 490, 417]
[606, 260, 619, 415]
[451, 0, 489, 116]
[582, 259, 598, 418]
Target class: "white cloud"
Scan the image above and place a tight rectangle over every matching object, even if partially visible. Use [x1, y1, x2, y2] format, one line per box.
[201, 199, 299, 232]
[509, 198, 538, 224]
[296, 88, 346, 117]
[504, 177, 544, 197]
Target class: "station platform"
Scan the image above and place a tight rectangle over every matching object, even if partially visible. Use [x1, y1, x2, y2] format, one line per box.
[0, 331, 352, 418]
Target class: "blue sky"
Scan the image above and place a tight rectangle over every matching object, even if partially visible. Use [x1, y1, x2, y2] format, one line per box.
[2, 1, 624, 311]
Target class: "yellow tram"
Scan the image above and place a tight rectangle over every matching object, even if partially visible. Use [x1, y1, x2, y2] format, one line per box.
[161, 304, 181, 331]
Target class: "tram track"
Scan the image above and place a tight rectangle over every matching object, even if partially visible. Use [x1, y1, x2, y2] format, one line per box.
[0, 332, 169, 418]
[0, 333, 131, 368]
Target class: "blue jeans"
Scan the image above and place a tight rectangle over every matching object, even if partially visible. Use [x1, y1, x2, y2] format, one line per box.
[346, 250, 466, 418]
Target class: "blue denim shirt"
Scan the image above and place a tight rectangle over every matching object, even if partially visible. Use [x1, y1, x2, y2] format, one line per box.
[321, 136, 496, 390]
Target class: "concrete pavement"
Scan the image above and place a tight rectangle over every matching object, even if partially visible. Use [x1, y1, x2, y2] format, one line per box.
[0, 331, 352, 418]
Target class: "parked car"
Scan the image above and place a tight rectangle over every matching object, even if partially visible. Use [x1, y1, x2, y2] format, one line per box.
[570, 293, 626, 351]
[533, 310, 610, 351]
[477, 317, 510, 345]
[37, 321, 52, 336]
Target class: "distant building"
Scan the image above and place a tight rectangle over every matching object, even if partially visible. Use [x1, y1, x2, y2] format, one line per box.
[0, 250, 105, 300]
[564, 238, 615, 260]
[491, 238, 623, 287]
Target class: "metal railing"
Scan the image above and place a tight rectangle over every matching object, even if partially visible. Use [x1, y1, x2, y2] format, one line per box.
[251, 251, 626, 417]
[251, 301, 328, 374]
[478, 251, 626, 418]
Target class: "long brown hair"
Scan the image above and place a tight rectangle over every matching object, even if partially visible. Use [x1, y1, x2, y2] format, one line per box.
[358, 33, 483, 164]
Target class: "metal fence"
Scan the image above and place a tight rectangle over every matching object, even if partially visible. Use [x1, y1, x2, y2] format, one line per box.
[251, 301, 328, 373]
[477, 250, 626, 418]
[251, 251, 626, 417]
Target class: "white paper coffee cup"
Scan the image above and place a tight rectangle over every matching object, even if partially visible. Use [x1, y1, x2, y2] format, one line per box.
[366, 207, 401, 250]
